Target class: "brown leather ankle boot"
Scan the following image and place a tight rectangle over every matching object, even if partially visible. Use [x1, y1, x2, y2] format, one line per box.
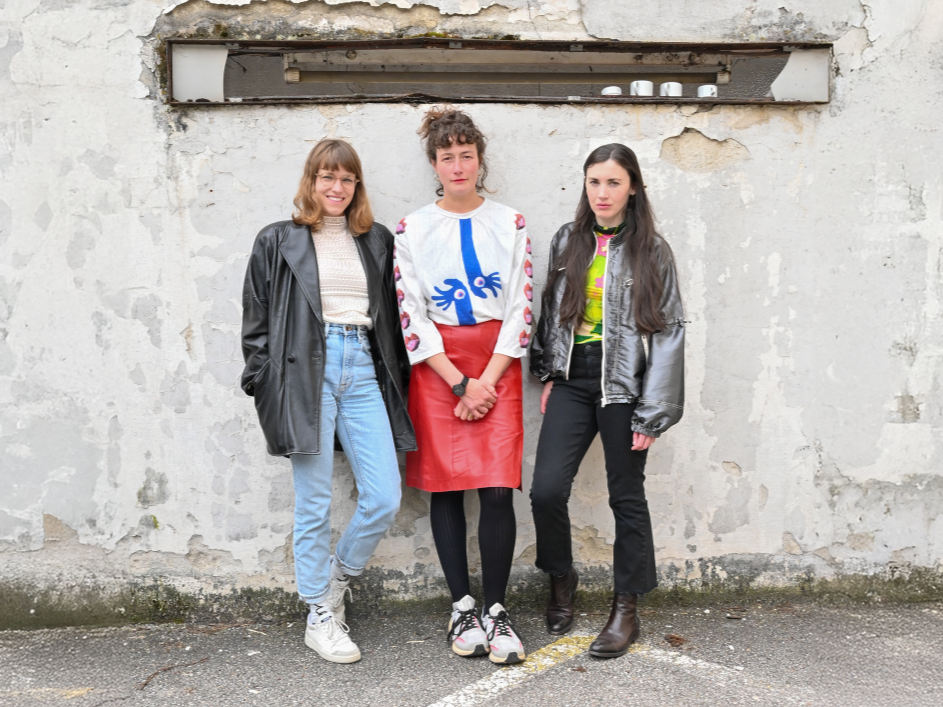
[588, 592, 640, 658]
[546, 566, 579, 635]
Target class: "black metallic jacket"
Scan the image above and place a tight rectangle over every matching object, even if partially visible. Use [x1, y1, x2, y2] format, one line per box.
[529, 222, 685, 438]
[241, 220, 416, 456]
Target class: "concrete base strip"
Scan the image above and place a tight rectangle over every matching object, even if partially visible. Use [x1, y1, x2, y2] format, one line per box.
[425, 635, 596, 707]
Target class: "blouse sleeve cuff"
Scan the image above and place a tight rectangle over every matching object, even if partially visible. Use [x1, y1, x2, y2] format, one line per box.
[493, 344, 529, 360]
[407, 343, 446, 366]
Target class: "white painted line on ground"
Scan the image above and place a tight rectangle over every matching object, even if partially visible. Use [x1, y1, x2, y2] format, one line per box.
[426, 635, 814, 707]
[635, 646, 815, 704]
[425, 635, 596, 707]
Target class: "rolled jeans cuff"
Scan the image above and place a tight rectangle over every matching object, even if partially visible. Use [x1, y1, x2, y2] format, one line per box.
[299, 587, 331, 604]
[334, 556, 365, 577]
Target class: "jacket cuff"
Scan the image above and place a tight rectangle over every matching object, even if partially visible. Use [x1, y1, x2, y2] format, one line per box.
[631, 422, 661, 438]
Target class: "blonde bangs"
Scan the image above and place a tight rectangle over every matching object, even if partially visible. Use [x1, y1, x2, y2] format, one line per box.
[292, 139, 374, 235]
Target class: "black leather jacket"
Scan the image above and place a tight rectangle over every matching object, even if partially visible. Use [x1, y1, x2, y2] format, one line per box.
[529, 222, 685, 438]
[241, 220, 416, 456]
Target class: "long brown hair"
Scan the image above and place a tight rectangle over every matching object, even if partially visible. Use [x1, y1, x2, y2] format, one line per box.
[292, 139, 374, 235]
[547, 143, 669, 336]
[417, 106, 492, 197]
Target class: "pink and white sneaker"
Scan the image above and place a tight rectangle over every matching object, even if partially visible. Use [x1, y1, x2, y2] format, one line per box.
[482, 603, 525, 664]
[447, 595, 489, 657]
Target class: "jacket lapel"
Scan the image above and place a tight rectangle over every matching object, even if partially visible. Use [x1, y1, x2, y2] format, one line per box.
[279, 222, 323, 323]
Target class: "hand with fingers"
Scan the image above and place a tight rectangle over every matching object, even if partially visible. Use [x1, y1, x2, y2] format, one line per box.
[540, 381, 553, 414]
[454, 378, 497, 421]
[631, 432, 656, 451]
[454, 399, 484, 421]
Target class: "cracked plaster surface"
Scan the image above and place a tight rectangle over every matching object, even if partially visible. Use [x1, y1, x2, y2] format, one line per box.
[0, 0, 941, 598]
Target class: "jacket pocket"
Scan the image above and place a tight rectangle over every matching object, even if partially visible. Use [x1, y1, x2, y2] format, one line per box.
[245, 358, 272, 396]
[252, 359, 289, 451]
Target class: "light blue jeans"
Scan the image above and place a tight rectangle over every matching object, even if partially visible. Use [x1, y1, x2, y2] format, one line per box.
[291, 323, 402, 603]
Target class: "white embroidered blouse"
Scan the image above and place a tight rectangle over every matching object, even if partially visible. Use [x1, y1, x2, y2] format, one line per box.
[393, 199, 534, 365]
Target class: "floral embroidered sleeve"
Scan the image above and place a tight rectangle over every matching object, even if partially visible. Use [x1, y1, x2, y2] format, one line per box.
[493, 213, 534, 358]
[393, 218, 446, 365]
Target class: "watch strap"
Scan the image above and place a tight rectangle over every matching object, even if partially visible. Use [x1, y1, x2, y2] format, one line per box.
[452, 375, 470, 397]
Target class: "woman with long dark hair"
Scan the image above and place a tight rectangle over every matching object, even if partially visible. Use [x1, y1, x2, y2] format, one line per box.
[241, 139, 415, 664]
[394, 107, 532, 664]
[529, 143, 684, 658]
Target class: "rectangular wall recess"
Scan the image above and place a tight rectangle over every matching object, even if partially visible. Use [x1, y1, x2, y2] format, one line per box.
[166, 38, 831, 106]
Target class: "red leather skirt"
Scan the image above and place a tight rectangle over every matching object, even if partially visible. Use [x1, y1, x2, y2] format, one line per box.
[406, 320, 523, 492]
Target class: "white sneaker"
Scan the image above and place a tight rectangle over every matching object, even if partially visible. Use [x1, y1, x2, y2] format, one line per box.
[482, 603, 525, 664]
[326, 559, 352, 624]
[447, 595, 489, 657]
[304, 605, 361, 664]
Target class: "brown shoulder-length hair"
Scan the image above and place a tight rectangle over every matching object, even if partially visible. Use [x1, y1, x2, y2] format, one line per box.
[417, 105, 493, 198]
[292, 139, 374, 235]
[545, 143, 671, 336]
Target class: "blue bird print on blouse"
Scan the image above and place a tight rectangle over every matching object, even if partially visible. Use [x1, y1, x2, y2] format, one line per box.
[460, 218, 501, 298]
[432, 278, 477, 326]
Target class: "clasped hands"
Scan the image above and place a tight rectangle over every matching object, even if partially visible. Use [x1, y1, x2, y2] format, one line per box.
[453, 377, 497, 421]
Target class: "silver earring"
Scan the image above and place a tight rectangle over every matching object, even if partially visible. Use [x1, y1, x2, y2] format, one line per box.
[434, 174, 441, 182]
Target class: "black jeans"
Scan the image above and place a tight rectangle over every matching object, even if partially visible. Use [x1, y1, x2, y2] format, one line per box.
[530, 342, 658, 594]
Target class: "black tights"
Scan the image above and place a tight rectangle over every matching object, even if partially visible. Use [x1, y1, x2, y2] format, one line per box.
[429, 487, 516, 610]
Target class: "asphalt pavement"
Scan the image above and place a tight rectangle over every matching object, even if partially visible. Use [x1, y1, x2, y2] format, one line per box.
[2, 598, 941, 707]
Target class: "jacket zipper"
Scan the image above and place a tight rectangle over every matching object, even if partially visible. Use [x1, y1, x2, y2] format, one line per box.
[599, 244, 611, 407]
[564, 327, 575, 380]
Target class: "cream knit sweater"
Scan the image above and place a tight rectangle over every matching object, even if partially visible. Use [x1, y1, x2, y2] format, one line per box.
[311, 216, 371, 327]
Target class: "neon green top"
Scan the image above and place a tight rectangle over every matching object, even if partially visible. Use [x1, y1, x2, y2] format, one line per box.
[575, 224, 622, 344]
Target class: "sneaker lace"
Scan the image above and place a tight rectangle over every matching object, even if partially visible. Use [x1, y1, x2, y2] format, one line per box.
[323, 615, 351, 640]
[488, 611, 514, 640]
[331, 578, 352, 606]
[448, 608, 481, 642]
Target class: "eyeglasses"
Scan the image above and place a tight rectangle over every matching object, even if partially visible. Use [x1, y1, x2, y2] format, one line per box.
[317, 173, 359, 189]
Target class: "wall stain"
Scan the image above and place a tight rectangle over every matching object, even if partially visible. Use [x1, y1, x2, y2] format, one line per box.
[138, 467, 170, 508]
[660, 127, 751, 173]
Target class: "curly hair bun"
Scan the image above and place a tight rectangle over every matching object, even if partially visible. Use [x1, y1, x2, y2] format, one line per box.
[418, 105, 473, 140]
[418, 106, 491, 196]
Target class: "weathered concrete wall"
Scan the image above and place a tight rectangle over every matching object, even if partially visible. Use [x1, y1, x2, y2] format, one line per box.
[1, 0, 941, 621]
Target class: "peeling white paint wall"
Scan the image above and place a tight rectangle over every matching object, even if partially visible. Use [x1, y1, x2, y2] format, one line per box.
[1, 0, 941, 602]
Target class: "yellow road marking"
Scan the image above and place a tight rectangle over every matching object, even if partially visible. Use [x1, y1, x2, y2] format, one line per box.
[427, 634, 625, 707]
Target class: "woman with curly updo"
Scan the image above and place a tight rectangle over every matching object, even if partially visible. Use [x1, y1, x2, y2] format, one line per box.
[393, 107, 532, 664]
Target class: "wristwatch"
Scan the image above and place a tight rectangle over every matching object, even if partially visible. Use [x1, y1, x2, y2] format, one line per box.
[452, 375, 470, 397]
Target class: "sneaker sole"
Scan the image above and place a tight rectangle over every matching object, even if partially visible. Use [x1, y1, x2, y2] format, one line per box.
[489, 650, 525, 664]
[447, 617, 489, 658]
[452, 643, 489, 657]
[304, 633, 361, 663]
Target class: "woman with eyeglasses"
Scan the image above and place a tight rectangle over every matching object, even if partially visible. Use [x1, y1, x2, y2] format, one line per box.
[241, 139, 415, 664]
